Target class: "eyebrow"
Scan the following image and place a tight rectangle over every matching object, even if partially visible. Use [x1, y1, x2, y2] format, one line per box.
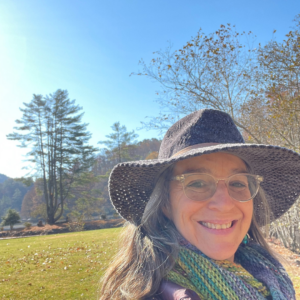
[182, 167, 248, 175]
[182, 167, 211, 174]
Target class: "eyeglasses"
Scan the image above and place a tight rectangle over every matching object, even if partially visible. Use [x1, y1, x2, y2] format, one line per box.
[172, 173, 263, 202]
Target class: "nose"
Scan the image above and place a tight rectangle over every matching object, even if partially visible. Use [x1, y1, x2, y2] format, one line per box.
[207, 180, 235, 212]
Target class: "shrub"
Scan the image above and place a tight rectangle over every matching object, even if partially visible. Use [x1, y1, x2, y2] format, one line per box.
[24, 222, 32, 229]
[37, 220, 44, 227]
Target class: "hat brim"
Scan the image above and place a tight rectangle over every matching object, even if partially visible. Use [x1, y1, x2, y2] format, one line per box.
[109, 143, 300, 226]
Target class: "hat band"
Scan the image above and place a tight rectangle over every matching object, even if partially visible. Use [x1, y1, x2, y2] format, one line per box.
[171, 143, 220, 158]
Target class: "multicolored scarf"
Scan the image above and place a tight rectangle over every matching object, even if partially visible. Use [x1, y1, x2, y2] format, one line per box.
[167, 237, 295, 300]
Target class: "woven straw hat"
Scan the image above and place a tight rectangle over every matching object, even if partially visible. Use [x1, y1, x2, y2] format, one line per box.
[109, 109, 300, 225]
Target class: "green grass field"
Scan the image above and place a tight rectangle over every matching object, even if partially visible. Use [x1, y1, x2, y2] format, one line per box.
[0, 228, 122, 300]
[1, 228, 300, 299]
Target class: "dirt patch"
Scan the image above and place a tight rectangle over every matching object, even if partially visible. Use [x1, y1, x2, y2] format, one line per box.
[0, 219, 124, 239]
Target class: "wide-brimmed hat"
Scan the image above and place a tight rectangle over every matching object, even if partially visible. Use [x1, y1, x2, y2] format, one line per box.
[108, 109, 300, 226]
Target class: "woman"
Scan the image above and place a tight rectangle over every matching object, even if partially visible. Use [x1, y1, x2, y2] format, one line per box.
[100, 109, 299, 299]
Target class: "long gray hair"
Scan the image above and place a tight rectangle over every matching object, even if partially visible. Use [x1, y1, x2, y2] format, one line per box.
[99, 164, 274, 300]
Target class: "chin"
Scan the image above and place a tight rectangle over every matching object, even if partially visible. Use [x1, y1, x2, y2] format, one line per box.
[206, 251, 235, 261]
[195, 242, 238, 261]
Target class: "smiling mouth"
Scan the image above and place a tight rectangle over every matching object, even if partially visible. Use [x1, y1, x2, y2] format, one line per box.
[199, 221, 235, 230]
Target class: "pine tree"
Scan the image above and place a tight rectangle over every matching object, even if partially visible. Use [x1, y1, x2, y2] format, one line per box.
[1, 209, 21, 230]
[7, 89, 98, 224]
[99, 122, 138, 164]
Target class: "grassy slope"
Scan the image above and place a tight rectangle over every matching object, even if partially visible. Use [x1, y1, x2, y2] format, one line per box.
[1, 229, 300, 299]
[0, 228, 121, 300]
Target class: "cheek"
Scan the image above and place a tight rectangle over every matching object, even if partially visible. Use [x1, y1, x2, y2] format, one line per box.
[169, 187, 206, 225]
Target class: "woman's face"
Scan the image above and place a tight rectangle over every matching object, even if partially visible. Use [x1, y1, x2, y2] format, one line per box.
[165, 152, 253, 262]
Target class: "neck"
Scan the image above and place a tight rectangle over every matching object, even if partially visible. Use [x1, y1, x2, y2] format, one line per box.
[226, 254, 234, 263]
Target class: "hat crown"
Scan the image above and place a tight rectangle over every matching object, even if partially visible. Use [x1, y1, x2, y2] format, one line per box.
[158, 109, 245, 159]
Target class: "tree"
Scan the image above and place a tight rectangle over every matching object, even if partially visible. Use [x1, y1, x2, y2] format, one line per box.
[12, 188, 22, 207]
[67, 172, 104, 220]
[31, 203, 48, 221]
[145, 151, 159, 159]
[134, 24, 261, 140]
[21, 185, 37, 219]
[0, 196, 12, 218]
[99, 122, 138, 164]
[1, 209, 21, 230]
[7, 89, 98, 224]
[240, 15, 300, 150]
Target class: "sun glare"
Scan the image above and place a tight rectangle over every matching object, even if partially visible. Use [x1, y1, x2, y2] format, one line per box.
[0, 34, 27, 94]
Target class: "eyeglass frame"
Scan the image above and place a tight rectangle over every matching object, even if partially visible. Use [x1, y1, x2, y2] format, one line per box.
[171, 173, 264, 202]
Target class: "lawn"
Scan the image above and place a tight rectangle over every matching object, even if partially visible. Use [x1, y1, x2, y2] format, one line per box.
[0, 228, 122, 300]
[1, 229, 300, 299]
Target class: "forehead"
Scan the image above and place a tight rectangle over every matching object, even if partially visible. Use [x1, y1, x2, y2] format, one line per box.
[173, 152, 247, 175]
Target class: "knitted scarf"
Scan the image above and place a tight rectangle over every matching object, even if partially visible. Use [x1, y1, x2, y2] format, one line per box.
[167, 237, 295, 300]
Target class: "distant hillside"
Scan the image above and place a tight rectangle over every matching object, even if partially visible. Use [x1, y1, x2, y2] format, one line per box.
[0, 173, 9, 184]
[0, 175, 32, 218]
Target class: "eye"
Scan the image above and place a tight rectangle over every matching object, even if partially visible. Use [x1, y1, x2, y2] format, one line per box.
[187, 180, 208, 189]
[230, 181, 247, 188]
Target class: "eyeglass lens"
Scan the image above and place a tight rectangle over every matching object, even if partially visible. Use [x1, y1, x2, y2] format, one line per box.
[183, 174, 259, 202]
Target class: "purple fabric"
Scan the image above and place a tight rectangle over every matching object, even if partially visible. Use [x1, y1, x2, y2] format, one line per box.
[146, 281, 201, 300]
[159, 281, 201, 300]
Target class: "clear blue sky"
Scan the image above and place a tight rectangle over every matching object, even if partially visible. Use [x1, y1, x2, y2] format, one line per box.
[0, 0, 299, 178]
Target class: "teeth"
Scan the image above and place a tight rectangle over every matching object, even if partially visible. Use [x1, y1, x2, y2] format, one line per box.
[201, 221, 232, 230]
